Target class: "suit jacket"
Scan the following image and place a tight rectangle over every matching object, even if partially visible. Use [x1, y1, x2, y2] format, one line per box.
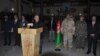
[87, 21, 100, 39]
[18, 19, 28, 28]
[3, 19, 13, 32]
[13, 19, 19, 33]
[31, 21, 43, 28]
[49, 18, 56, 31]
[31, 21, 43, 39]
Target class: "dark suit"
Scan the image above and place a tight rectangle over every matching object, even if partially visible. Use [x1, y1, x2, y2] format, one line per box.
[31, 21, 43, 54]
[49, 18, 56, 41]
[3, 19, 13, 45]
[18, 19, 28, 28]
[32, 21, 42, 28]
[13, 19, 20, 45]
[17, 19, 28, 46]
[49, 18, 56, 31]
[87, 21, 100, 54]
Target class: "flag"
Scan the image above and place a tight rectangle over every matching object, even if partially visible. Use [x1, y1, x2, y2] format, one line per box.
[55, 20, 62, 48]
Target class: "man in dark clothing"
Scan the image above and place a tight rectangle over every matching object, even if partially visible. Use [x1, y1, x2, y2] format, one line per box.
[3, 15, 13, 46]
[19, 15, 28, 28]
[31, 15, 43, 54]
[16, 15, 28, 46]
[87, 15, 100, 56]
[13, 15, 20, 46]
[49, 14, 56, 42]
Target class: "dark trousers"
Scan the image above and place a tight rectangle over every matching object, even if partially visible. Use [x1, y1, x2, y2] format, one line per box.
[14, 32, 21, 45]
[87, 37, 98, 53]
[4, 32, 11, 45]
[39, 32, 43, 54]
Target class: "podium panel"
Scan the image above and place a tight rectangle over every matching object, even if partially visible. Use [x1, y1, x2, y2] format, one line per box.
[18, 28, 42, 56]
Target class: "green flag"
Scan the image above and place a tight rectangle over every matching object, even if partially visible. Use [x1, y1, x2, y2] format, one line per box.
[55, 20, 62, 48]
[55, 33, 62, 48]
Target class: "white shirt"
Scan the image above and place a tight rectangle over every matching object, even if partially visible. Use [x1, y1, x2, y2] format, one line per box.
[92, 21, 96, 27]
[14, 19, 18, 24]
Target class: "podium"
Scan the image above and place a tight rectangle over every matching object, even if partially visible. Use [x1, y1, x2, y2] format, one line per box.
[18, 28, 42, 56]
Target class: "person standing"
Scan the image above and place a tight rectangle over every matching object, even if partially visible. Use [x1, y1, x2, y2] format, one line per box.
[3, 15, 13, 46]
[16, 15, 28, 46]
[13, 15, 20, 46]
[86, 15, 99, 56]
[49, 14, 55, 42]
[61, 14, 75, 49]
[75, 15, 87, 51]
[19, 15, 28, 28]
[31, 15, 43, 54]
[31, 15, 43, 28]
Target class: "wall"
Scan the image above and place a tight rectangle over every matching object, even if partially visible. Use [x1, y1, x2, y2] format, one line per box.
[0, 0, 13, 12]
[1, 0, 100, 16]
[0, 0, 32, 14]
[22, 3, 32, 14]
[90, 6, 100, 15]
[33, 3, 100, 16]
[34, 6, 86, 16]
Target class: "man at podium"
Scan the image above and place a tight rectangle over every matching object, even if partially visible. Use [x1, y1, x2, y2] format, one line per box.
[31, 15, 43, 54]
[31, 15, 43, 28]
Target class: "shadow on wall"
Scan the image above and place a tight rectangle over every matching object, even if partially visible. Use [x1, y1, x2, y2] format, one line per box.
[42, 52, 64, 56]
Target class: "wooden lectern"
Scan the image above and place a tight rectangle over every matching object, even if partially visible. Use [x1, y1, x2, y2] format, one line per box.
[18, 28, 42, 56]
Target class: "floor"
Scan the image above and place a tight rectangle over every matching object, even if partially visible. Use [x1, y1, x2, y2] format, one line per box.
[0, 31, 100, 56]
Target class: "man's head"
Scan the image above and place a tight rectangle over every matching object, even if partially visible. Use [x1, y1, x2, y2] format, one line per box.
[92, 15, 97, 21]
[14, 15, 18, 19]
[80, 15, 85, 21]
[22, 15, 25, 19]
[34, 15, 39, 22]
[66, 14, 70, 19]
[4, 15, 8, 21]
[65, 13, 74, 20]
